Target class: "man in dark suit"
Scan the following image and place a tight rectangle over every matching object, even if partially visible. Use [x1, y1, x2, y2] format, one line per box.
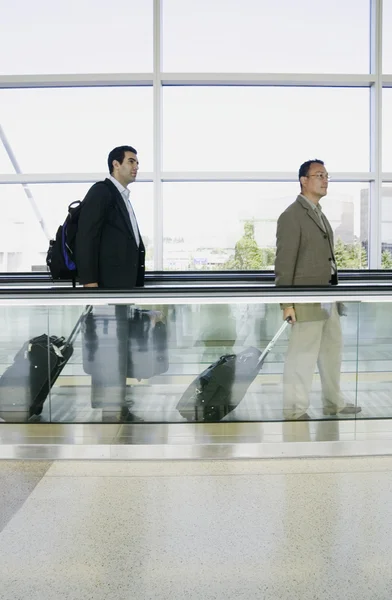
[76, 146, 145, 422]
[76, 145, 145, 289]
[275, 159, 361, 420]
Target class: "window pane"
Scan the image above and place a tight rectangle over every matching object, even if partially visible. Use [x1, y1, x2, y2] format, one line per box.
[0, 0, 152, 74]
[163, 0, 370, 73]
[383, 0, 392, 73]
[163, 87, 369, 171]
[0, 88, 153, 173]
[0, 182, 153, 272]
[0, 142, 14, 172]
[163, 182, 368, 270]
[380, 184, 392, 268]
[383, 89, 392, 171]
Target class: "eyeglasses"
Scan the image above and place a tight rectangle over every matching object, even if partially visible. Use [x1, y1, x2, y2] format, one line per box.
[306, 173, 331, 181]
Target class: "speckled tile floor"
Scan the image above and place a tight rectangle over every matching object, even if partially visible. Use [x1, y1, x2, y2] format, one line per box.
[1, 457, 392, 600]
[0, 460, 52, 533]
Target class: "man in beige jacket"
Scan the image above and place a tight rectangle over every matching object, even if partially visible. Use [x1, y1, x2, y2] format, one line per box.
[275, 159, 361, 420]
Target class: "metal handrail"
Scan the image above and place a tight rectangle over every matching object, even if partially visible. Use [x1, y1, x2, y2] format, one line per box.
[0, 269, 390, 287]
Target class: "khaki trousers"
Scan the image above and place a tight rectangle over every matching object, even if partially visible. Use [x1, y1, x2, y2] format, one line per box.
[283, 303, 346, 418]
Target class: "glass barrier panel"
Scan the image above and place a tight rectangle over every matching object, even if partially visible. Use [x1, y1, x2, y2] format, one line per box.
[6, 299, 391, 424]
[15, 299, 364, 424]
[357, 302, 392, 419]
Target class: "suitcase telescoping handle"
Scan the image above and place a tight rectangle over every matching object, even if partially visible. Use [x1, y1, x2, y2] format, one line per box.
[256, 316, 291, 370]
[65, 305, 93, 346]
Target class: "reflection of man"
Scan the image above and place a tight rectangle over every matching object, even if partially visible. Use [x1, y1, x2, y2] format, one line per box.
[275, 159, 361, 420]
[199, 304, 236, 363]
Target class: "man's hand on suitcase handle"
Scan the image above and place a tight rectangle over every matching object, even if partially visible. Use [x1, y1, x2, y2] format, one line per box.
[283, 307, 296, 324]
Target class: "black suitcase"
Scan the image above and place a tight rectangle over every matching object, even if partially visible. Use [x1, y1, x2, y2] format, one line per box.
[177, 318, 290, 422]
[0, 307, 91, 422]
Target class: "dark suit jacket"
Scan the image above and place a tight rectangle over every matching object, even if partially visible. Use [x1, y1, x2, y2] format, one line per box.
[275, 195, 337, 321]
[75, 178, 145, 289]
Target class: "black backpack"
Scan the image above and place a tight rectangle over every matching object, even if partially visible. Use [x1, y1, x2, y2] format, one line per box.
[46, 200, 83, 287]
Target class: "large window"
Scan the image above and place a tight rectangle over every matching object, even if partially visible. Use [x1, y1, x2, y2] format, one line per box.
[383, 0, 392, 73]
[0, 183, 153, 271]
[0, 143, 13, 173]
[163, 87, 369, 172]
[0, 88, 153, 173]
[382, 88, 392, 172]
[163, 182, 368, 270]
[0, 0, 389, 272]
[163, 0, 370, 73]
[380, 184, 392, 267]
[0, 0, 153, 74]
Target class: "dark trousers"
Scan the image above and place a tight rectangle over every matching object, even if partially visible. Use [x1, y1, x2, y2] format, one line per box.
[83, 305, 130, 417]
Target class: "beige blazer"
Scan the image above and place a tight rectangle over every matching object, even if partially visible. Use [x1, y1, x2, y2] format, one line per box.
[275, 195, 338, 321]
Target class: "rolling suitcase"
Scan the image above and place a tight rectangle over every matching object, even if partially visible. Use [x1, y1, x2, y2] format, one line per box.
[0, 306, 91, 422]
[177, 318, 290, 422]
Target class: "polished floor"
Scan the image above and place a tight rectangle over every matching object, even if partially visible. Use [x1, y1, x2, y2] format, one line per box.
[3, 419, 392, 459]
[1, 457, 392, 599]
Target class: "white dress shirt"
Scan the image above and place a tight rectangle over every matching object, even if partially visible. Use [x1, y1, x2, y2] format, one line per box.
[108, 175, 140, 246]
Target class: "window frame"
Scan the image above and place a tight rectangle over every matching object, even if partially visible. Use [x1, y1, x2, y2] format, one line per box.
[0, 0, 387, 270]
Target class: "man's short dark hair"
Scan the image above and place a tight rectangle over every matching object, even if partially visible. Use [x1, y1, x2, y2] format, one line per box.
[108, 146, 137, 174]
[298, 159, 324, 181]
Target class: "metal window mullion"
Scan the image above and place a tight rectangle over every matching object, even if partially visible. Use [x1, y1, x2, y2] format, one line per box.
[161, 73, 375, 87]
[0, 173, 154, 184]
[0, 73, 376, 90]
[160, 172, 374, 183]
[0, 172, 374, 185]
[0, 74, 153, 88]
[153, 0, 163, 271]
[369, 0, 383, 268]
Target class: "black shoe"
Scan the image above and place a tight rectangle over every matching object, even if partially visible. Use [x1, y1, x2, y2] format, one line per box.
[119, 408, 144, 423]
[28, 414, 42, 423]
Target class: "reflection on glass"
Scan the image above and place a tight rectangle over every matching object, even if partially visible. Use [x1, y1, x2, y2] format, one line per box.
[163, 87, 369, 172]
[163, 0, 369, 73]
[0, 306, 50, 422]
[163, 182, 369, 271]
[282, 303, 360, 420]
[357, 302, 392, 418]
[2, 299, 392, 424]
[82, 306, 169, 421]
[0, 88, 153, 172]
